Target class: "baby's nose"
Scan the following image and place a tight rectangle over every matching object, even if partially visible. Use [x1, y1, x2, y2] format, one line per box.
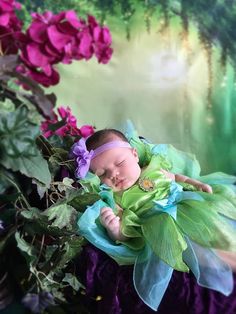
[109, 170, 119, 180]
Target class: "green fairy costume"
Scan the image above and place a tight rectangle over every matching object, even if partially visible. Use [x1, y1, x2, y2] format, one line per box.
[76, 122, 236, 311]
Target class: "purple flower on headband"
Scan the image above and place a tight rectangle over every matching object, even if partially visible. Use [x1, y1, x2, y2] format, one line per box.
[70, 138, 94, 179]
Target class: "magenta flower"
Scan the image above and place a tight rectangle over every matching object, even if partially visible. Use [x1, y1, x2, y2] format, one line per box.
[40, 106, 95, 138]
[28, 67, 60, 87]
[0, 0, 22, 55]
[79, 125, 95, 138]
[16, 10, 113, 87]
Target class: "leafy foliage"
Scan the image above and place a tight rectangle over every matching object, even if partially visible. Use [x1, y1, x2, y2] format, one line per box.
[0, 4, 111, 313]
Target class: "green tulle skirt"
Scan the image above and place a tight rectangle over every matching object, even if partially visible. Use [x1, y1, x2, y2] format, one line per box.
[113, 153, 236, 272]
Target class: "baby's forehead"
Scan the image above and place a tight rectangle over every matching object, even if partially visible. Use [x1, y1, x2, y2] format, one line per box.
[103, 134, 123, 142]
[92, 146, 129, 164]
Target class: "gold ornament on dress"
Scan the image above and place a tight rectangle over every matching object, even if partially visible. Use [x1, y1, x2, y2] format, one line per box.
[138, 177, 155, 192]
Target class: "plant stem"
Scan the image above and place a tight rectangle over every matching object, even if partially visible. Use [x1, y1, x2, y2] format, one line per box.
[2, 172, 30, 208]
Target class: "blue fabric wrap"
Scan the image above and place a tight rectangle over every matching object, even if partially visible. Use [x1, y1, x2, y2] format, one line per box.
[77, 199, 139, 264]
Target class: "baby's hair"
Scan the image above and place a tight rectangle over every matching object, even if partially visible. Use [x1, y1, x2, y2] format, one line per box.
[86, 129, 129, 151]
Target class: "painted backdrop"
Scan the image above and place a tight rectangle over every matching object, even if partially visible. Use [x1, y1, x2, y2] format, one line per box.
[21, 0, 236, 174]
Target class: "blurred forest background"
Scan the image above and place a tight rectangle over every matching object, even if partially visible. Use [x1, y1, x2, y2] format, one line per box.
[18, 0, 236, 175]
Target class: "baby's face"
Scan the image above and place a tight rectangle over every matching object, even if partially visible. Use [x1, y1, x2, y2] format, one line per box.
[90, 146, 141, 192]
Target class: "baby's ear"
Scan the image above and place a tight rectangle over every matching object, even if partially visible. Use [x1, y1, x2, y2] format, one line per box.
[132, 148, 139, 161]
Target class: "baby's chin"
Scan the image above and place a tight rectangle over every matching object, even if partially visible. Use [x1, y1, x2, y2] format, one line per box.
[100, 179, 135, 192]
[113, 180, 134, 192]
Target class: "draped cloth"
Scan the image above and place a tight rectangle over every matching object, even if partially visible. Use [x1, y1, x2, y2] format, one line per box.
[76, 244, 236, 314]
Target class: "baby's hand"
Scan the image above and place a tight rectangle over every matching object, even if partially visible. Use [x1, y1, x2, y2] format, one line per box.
[100, 207, 122, 241]
[195, 183, 213, 194]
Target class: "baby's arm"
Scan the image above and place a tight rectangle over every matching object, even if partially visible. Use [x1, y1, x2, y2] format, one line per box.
[175, 173, 213, 193]
[100, 206, 128, 241]
[160, 169, 213, 193]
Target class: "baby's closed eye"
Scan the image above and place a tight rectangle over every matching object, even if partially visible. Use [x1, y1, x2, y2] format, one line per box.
[116, 160, 125, 166]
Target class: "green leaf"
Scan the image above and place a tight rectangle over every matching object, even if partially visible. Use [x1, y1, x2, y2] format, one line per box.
[43, 203, 77, 229]
[0, 98, 15, 113]
[45, 245, 58, 262]
[15, 231, 37, 263]
[23, 220, 71, 237]
[21, 208, 73, 237]
[57, 177, 75, 193]
[48, 148, 75, 174]
[0, 192, 21, 202]
[67, 189, 100, 212]
[1, 151, 51, 188]
[51, 288, 66, 302]
[0, 106, 39, 157]
[21, 207, 43, 220]
[54, 236, 85, 271]
[40, 272, 60, 288]
[62, 273, 84, 291]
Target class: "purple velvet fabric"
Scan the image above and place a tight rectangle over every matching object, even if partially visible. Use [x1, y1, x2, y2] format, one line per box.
[76, 244, 236, 314]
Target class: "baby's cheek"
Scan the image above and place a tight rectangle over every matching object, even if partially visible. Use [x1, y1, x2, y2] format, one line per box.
[102, 178, 112, 187]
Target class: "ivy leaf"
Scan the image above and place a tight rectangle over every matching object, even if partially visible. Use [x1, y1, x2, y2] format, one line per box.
[62, 273, 84, 291]
[21, 208, 73, 237]
[67, 189, 100, 212]
[45, 245, 58, 262]
[51, 289, 66, 302]
[43, 203, 77, 229]
[54, 236, 85, 271]
[23, 221, 72, 238]
[21, 207, 44, 220]
[57, 177, 75, 193]
[40, 272, 63, 291]
[48, 148, 74, 175]
[15, 231, 37, 264]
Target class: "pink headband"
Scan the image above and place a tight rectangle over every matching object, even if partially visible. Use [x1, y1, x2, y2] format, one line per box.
[91, 141, 131, 159]
[70, 138, 131, 179]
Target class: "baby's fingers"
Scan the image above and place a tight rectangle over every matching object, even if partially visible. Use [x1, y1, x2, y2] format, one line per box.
[100, 207, 113, 215]
[107, 216, 120, 228]
[100, 208, 116, 226]
[202, 184, 213, 194]
[101, 215, 119, 228]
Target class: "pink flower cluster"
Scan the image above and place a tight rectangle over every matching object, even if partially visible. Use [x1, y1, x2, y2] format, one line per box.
[16, 11, 113, 87]
[41, 106, 95, 138]
[0, 0, 22, 55]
